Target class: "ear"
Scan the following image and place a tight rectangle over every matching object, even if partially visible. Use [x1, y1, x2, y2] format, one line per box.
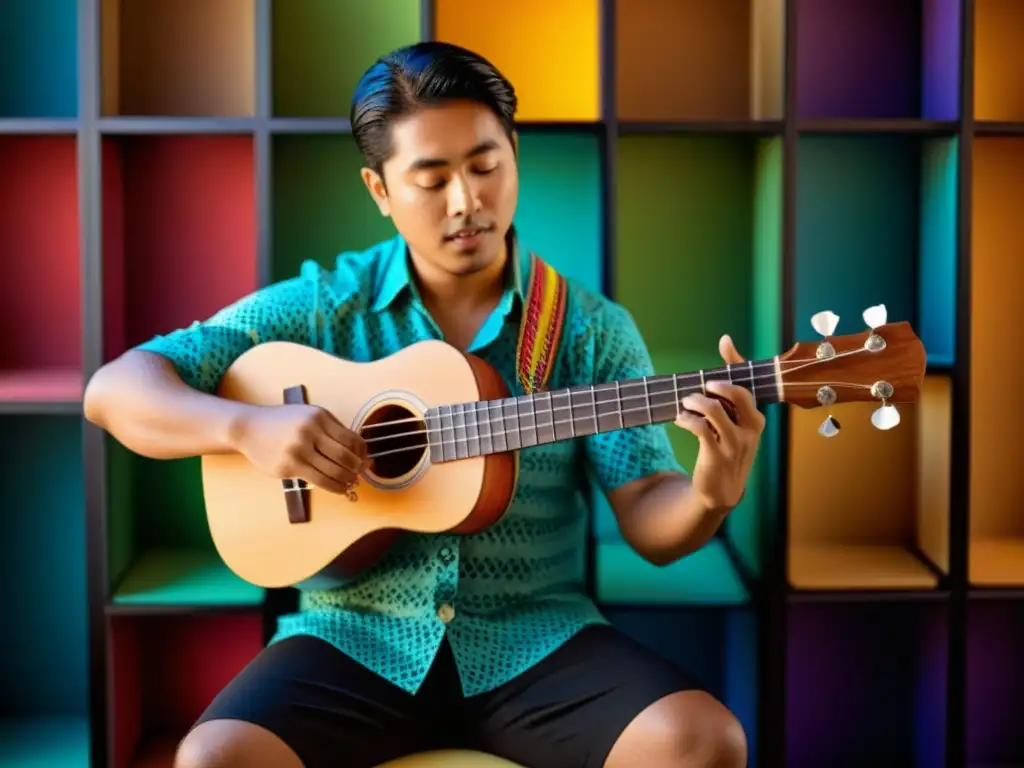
[360, 167, 390, 217]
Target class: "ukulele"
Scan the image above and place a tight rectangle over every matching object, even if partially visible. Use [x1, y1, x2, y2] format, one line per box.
[200, 304, 925, 589]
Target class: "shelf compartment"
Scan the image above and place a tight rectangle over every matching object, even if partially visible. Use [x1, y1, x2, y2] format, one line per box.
[604, 607, 758, 760]
[614, 134, 783, 577]
[435, 0, 599, 122]
[272, 0, 421, 118]
[974, 0, 1024, 122]
[0, 136, 82, 403]
[787, 374, 951, 590]
[101, 0, 255, 117]
[967, 599, 1024, 766]
[795, 0, 961, 121]
[0, 416, 89, 767]
[101, 134, 257, 360]
[109, 612, 264, 768]
[969, 136, 1024, 586]
[786, 600, 947, 767]
[615, 0, 784, 122]
[0, 0, 78, 119]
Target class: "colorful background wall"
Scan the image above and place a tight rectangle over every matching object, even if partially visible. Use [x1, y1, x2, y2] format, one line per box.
[1, 0, 1022, 766]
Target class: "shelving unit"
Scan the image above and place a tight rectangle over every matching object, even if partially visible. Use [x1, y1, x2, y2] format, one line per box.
[0, 1, 1020, 766]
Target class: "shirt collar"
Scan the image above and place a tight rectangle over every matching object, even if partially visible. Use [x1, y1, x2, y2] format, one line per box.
[370, 226, 528, 313]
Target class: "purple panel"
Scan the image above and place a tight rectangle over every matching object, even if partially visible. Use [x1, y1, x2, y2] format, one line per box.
[786, 602, 947, 767]
[922, 0, 961, 119]
[967, 601, 1024, 765]
[797, 0, 920, 119]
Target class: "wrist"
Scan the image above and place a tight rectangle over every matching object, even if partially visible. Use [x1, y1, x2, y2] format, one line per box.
[222, 401, 260, 454]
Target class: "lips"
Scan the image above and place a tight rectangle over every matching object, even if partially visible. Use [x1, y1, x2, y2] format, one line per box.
[446, 225, 491, 240]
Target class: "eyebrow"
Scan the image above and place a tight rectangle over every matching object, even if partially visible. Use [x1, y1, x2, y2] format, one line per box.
[406, 140, 500, 172]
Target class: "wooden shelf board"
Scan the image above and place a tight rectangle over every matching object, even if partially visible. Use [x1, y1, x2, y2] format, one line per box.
[110, 549, 264, 609]
[788, 543, 939, 590]
[0, 716, 89, 768]
[969, 538, 1024, 587]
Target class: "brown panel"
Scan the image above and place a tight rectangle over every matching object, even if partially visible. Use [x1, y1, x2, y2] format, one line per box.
[103, 0, 256, 116]
[916, 375, 951, 574]
[751, 0, 785, 119]
[616, 0, 753, 121]
[970, 138, 1024, 585]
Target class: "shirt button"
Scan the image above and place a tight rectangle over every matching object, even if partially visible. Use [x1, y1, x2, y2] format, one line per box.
[437, 603, 455, 623]
[438, 547, 455, 565]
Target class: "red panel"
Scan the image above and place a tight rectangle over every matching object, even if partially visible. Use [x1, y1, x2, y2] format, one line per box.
[109, 613, 264, 768]
[0, 136, 82, 393]
[102, 135, 258, 360]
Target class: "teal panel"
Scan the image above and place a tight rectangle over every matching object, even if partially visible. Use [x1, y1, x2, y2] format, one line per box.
[918, 137, 958, 367]
[605, 607, 759, 766]
[0, 416, 87, 716]
[0, 0, 78, 118]
[795, 136, 918, 341]
[0, 718, 89, 768]
[514, 132, 603, 292]
[595, 539, 748, 605]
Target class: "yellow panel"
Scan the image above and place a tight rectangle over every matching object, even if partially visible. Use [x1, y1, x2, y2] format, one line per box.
[916, 375, 951, 574]
[435, 0, 600, 121]
[974, 0, 1024, 121]
[788, 400, 919, 548]
[970, 138, 1024, 542]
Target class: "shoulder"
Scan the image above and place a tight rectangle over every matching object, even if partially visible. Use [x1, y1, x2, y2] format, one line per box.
[563, 278, 643, 347]
[285, 236, 398, 313]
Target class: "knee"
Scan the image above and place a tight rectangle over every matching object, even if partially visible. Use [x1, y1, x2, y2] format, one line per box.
[174, 720, 301, 768]
[672, 694, 747, 767]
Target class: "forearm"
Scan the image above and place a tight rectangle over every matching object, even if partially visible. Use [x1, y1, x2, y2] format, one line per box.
[619, 474, 729, 566]
[83, 350, 254, 460]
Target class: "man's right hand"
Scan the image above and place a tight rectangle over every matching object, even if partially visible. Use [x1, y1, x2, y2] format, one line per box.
[233, 404, 369, 495]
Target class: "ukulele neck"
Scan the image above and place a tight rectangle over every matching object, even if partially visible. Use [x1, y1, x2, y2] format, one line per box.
[424, 359, 782, 462]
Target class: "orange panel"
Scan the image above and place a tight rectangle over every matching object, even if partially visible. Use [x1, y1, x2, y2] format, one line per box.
[970, 139, 1024, 555]
[974, 0, 1024, 121]
[434, 0, 600, 121]
[917, 375, 951, 574]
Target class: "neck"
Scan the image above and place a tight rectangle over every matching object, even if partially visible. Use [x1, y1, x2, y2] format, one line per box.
[423, 358, 784, 463]
[408, 241, 509, 311]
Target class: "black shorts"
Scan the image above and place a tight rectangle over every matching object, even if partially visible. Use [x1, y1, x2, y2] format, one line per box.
[193, 624, 704, 768]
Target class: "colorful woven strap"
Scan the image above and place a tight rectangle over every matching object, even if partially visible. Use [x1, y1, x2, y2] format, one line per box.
[516, 252, 568, 394]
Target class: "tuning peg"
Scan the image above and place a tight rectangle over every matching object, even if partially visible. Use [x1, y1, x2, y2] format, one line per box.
[818, 415, 841, 438]
[863, 304, 887, 329]
[871, 404, 901, 430]
[811, 310, 840, 338]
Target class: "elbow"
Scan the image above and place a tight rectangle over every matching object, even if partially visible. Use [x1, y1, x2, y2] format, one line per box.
[82, 363, 113, 427]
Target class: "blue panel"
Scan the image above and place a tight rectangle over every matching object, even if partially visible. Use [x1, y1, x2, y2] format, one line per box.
[918, 137, 958, 367]
[0, 0, 78, 118]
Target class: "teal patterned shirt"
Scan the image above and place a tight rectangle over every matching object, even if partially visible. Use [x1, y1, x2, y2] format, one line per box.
[136, 231, 683, 696]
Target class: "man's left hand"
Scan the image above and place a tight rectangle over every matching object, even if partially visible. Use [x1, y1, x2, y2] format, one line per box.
[673, 334, 766, 514]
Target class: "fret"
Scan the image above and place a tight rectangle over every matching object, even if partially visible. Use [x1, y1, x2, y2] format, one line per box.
[452, 403, 468, 460]
[501, 397, 522, 450]
[620, 379, 650, 428]
[441, 405, 456, 461]
[489, 400, 507, 453]
[535, 391, 555, 443]
[519, 393, 538, 447]
[475, 401, 492, 455]
[550, 390, 574, 440]
[647, 375, 679, 423]
[568, 385, 598, 437]
[590, 382, 617, 433]
[426, 409, 444, 463]
[465, 401, 480, 457]
[748, 360, 757, 405]
[641, 376, 652, 423]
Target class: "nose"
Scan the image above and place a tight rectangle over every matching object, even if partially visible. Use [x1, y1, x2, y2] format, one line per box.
[446, 172, 482, 217]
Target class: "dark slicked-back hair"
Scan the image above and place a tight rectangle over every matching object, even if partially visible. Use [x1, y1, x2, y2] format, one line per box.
[351, 41, 518, 178]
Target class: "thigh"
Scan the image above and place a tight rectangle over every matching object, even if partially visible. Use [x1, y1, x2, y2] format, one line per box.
[191, 635, 449, 768]
[468, 625, 705, 768]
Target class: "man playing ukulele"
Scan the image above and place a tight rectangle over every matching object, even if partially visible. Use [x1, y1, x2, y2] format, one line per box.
[85, 41, 763, 768]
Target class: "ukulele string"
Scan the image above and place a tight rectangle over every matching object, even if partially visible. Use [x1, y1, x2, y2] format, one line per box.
[356, 346, 869, 437]
[363, 380, 872, 461]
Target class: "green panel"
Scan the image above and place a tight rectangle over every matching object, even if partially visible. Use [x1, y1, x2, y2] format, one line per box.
[515, 133, 603, 292]
[595, 539, 748, 605]
[272, 134, 398, 282]
[918, 137, 958, 367]
[0, 417, 87, 717]
[272, 0, 422, 117]
[615, 135, 755, 363]
[106, 436, 136, 590]
[0, 718, 88, 768]
[133, 456, 210, 549]
[795, 136, 918, 339]
[112, 550, 263, 607]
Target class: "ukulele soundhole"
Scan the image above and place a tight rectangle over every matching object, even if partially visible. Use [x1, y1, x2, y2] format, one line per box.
[359, 401, 429, 484]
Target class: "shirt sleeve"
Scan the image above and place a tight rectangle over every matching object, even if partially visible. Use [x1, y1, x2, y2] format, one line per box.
[134, 275, 316, 394]
[583, 301, 686, 492]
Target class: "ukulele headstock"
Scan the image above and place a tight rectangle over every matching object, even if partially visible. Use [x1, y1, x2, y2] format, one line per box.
[778, 304, 926, 437]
